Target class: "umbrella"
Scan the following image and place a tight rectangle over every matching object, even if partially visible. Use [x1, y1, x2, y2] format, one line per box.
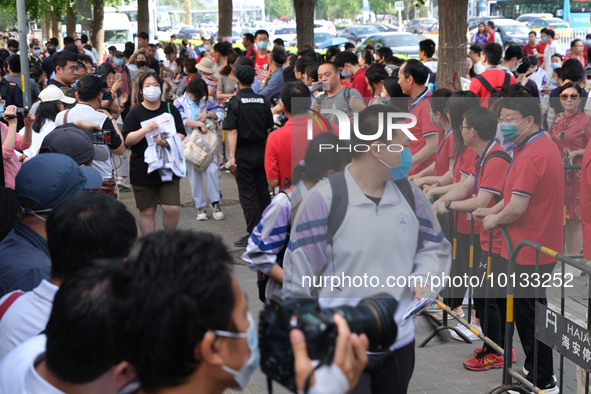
[317, 37, 349, 49]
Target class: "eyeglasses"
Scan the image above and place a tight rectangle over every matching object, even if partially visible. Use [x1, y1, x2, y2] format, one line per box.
[559, 94, 580, 99]
[497, 117, 523, 123]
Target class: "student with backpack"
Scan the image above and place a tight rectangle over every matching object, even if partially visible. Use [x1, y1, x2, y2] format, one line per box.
[243, 132, 348, 302]
[469, 43, 517, 108]
[285, 105, 451, 394]
[432, 107, 513, 371]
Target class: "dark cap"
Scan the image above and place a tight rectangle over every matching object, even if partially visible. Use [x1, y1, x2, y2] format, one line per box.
[15, 153, 102, 210]
[39, 123, 109, 164]
[114, 50, 124, 57]
[232, 65, 255, 84]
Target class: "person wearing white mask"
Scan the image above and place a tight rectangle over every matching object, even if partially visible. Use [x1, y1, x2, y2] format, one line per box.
[541, 28, 564, 77]
[122, 72, 186, 235]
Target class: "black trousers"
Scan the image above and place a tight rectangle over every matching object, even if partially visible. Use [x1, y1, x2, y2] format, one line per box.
[473, 253, 507, 355]
[445, 232, 482, 309]
[512, 260, 556, 386]
[350, 341, 415, 394]
[235, 143, 271, 234]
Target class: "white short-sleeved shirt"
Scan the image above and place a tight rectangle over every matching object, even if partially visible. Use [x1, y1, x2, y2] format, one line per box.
[0, 335, 64, 393]
[0, 280, 58, 361]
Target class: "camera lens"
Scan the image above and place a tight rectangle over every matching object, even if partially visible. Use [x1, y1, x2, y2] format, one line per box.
[326, 295, 398, 352]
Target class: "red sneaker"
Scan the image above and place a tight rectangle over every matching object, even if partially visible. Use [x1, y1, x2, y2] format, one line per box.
[473, 347, 516, 362]
[464, 352, 504, 371]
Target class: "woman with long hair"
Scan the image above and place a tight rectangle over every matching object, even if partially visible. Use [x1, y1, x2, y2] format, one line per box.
[174, 77, 225, 221]
[243, 132, 349, 300]
[20, 85, 75, 159]
[472, 23, 488, 47]
[365, 63, 389, 106]
[122, 71, 186, 235]
[213, 41, 238, 104]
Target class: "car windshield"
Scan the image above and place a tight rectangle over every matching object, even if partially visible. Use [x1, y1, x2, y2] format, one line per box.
[104, 30, 129, 43]
[314, 33, 333, 42]
[502, 24, 530, 35]
[384, 35, 420, 47]
[275, 27, 297, 35]
[354, 26, 379, 35]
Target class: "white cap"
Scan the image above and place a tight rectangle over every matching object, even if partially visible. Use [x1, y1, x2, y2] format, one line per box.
[38, 85, 76, 104]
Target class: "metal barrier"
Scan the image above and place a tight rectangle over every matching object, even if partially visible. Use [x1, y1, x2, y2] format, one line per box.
[555, 27, 590, 49]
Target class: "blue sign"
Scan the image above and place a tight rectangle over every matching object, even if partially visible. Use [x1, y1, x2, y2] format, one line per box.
[570, 12, 591, 29]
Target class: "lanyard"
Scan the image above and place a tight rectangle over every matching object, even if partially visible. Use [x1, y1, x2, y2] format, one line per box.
[506, 132, 544, 175]
[408, 89, 430, 114]
[436, 127, 452, 162]
[473, 140, 496, 196]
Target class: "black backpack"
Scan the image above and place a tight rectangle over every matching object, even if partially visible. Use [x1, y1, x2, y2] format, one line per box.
[0, 79, 25, 130]
[326, 172, 423, 251]
[474, 72, 511, 108]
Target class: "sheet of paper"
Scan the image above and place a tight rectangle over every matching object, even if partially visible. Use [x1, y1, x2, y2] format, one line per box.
[140, 112, 176, 146]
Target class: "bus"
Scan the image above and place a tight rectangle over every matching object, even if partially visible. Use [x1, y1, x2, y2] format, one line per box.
[491, 0, 591, 19]
[104, 3, 172, 40]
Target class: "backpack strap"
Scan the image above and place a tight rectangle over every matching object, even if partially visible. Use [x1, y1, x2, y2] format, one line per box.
[501, 72, 511, 91]
[327, 172, 348, 246]
[474, 74, 496, 95]
[394, 178, 423, 251]
[63, 108, 71, 124]
[0, 291, 24, 322]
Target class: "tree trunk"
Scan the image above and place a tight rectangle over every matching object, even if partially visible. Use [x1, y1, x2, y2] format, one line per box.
[137, 0, 150, 38]
[437, 0, 468, 92]
[51, 10, 63, 48]
[183, 0, 192, 26]
[295, 0, 316, 51]
[218, 0, 232, 43]
[92, 0, 105, 65]
[41, 16, 51, 42]
[66, 1, 77, 38]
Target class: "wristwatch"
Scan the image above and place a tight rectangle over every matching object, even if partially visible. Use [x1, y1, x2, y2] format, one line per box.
[445, 200, 453, 211]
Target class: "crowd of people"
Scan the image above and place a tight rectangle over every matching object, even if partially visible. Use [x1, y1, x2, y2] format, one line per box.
[1, 24, 591, 394]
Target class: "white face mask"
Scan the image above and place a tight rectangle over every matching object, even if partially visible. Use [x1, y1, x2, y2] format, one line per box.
[143, 86, 161, 102]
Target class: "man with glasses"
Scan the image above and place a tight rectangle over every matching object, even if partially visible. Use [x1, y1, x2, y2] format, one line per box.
[563, 39, 586, 68]
[48, 51, 79, 88]
[474, 93, 563, 394]
[28, 42, 42, 70]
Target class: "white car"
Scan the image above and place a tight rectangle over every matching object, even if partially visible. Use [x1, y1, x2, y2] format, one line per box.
[314, 20, 337, 36]
[273, 25, 297, 46]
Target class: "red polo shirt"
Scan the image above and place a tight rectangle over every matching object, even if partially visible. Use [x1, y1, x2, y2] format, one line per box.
[434, 128, 453, 177]
[453, 147, 480, 235]
[581, 138, 591, 260]
[264, 115, 337, 189]
[469, 68, 517, 107]
[502, 132, 564, 265]
[470, 143, 510, 254]
[350, 68, 372, 98]
[408, 92, 439, 175]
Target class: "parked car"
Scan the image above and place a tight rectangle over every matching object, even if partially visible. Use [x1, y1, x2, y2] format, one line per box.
[369, 22, 401, 32]
[357, 32, 421, 58]
[337, 25, 381, 44]
[527, 17, 570, 31]
[314, 20, 337, 35]
[176, 26, 199, 40]
[516, 13, 553, 23]
[404, 18, 437, 34]
[467, 15, 505, 31]
[273, 25, 298, 46]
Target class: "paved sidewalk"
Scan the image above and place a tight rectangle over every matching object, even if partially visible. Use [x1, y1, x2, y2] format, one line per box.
[117, 170, 585, 394]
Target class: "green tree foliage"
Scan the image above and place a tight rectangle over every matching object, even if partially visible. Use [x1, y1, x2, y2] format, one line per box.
[316, 0, 361, 20]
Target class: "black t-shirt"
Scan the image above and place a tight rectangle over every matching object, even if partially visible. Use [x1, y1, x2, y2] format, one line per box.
[122, 101, 186, 185]
[222, 88, 274, 145]
[149, 59, 160, 75]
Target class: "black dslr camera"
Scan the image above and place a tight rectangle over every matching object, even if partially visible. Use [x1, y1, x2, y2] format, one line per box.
[259, 293, 398, 392]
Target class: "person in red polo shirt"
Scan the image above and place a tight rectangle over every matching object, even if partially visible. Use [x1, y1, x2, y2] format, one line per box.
[563, 38, 586, 68]
[469, 43, 517, 107]
[434, 107, 512, 371]
[475, 93, 563, 394]
[334, 51, 372, 98]
[398, 59, 439, 175]
[581, 138, 591, 262]
[265, 81, 337, 189]
[523, 31, 545, 64]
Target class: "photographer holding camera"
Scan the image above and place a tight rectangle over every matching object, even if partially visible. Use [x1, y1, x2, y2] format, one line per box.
[285, 105, 451, 393]
[118, 230, 368, 394]
[54, 75, 125, 197]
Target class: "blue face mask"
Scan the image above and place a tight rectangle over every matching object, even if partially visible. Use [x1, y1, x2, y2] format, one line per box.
[429, 111, 438, 126]
[73, 80, 78, 90]
[256, 41, 268, 50]
[551, 62, 561, 70]
[379, 148, 413, 181]
[542, 36, 548, 42]
[114, 58, 124, 66]
[587, 40, 591, 46]
[33, 49, 40, 56]
[499, 117, 527, 142]
[0, 104, 4, 114]
[212, 313, 260, 390]
[550, 77, 558, 86]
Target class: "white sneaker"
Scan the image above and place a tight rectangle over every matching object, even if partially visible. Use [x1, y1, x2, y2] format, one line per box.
[212, 202, 224, 220]
[197, 208, 208, 221]
[450, 323, 482, 342]
[116, 177, 131, 189]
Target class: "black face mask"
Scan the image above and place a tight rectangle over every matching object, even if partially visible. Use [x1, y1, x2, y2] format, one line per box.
[137, 60, 147, 68]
